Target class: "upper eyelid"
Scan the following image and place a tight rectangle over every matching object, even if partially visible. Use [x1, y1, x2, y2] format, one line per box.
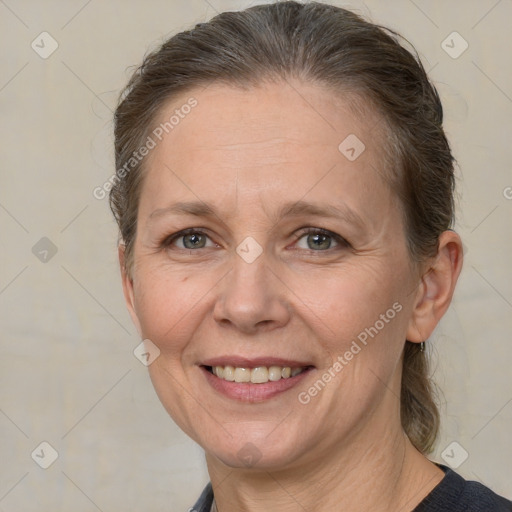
[163, 228, 216, 246]
[293, 228, 349, 248]
[293, 227, 344, 240]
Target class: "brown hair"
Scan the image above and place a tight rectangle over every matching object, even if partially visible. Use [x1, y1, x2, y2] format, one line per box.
[110, 1, 455, 454]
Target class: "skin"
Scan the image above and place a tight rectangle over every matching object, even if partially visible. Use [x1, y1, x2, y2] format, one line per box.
[120, 79, 463, 511]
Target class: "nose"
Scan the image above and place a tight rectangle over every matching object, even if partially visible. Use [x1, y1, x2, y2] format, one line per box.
[213, 249, 291, 334]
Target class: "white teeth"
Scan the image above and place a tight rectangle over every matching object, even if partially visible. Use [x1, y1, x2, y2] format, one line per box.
[211, 365, 306, 383]
[251, 367, 269, 383]
[223, 365, 235, 381]
[268, 366, 282, 381]
[234, 367, 251, 383]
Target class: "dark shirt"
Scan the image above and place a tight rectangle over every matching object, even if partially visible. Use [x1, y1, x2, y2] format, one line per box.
[413, 464, 512, 511]
[189, 464, 512, 511]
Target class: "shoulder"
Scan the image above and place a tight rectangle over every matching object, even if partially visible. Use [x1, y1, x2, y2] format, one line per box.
[189, 482, 213, 512]
[414, 464, 512, 512]
[189, 470, 512, 512]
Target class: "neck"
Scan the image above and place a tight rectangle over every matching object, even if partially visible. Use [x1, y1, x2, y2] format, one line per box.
[206, 413, 444, 512]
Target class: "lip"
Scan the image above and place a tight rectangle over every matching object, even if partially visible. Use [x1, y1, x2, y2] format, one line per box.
[200, 364, 314, 403]
[201, 356, 313, 368]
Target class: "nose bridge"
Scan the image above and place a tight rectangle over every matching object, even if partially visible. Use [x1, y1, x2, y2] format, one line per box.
[232, 250, 266, 295]
[228, 243, 272, 311]
[213, 240, 290, 332]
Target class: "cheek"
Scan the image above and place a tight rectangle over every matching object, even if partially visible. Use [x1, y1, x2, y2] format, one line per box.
[288, 264, 411, 390]
[297, 270, 408, 404]
[290, 263, 406, 331]
[131, 261, 221, 354]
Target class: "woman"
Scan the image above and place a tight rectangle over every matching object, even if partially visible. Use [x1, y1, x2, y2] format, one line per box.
[109, 2, 512, 510]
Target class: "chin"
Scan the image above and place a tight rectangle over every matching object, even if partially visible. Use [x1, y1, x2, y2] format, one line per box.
[207, 442, 303, 471]
[199, 423, 311, 472]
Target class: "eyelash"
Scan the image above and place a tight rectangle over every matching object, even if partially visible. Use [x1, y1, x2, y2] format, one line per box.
[160, 227, 350, 252]
[293, 227, 350, 251]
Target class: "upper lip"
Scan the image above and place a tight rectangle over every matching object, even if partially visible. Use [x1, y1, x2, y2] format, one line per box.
[201, 356, 314, 368]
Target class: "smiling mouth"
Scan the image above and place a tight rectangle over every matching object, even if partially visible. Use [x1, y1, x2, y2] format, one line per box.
[205, 365, 311, 384]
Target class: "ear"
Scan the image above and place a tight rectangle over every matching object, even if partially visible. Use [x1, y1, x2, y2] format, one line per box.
[406, 230, 463, 343]
[119, 244, 142, 337]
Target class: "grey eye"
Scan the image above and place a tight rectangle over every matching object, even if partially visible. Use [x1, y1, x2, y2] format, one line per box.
[179, 232, 208, 249]
[297, 232, 337, 251]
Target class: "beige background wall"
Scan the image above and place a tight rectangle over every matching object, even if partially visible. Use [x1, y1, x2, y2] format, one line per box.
[1, 0, 511, 510]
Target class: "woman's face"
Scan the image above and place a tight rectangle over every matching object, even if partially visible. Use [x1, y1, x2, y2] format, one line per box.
[122, 80, 425, 470]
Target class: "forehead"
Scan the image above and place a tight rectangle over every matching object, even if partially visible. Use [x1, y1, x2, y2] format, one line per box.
[152, 80, 383, 157]
[139, 80, 394, 225]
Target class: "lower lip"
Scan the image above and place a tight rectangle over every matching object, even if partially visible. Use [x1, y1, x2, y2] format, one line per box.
[201, 366, 313, 402]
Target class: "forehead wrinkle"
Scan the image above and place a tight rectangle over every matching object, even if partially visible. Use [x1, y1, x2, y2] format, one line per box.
[211, 133, 327, 154]
[147, 198, 366, 230]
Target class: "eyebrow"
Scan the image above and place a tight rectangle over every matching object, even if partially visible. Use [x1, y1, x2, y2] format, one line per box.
[277, 200, 365, 228]
[148, 199, 365, 228]
[149, 201, 216, 219]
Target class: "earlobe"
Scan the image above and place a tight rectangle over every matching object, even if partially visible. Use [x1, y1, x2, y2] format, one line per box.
[118, 244, 143, 337]
[406, 230, 463, 343]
